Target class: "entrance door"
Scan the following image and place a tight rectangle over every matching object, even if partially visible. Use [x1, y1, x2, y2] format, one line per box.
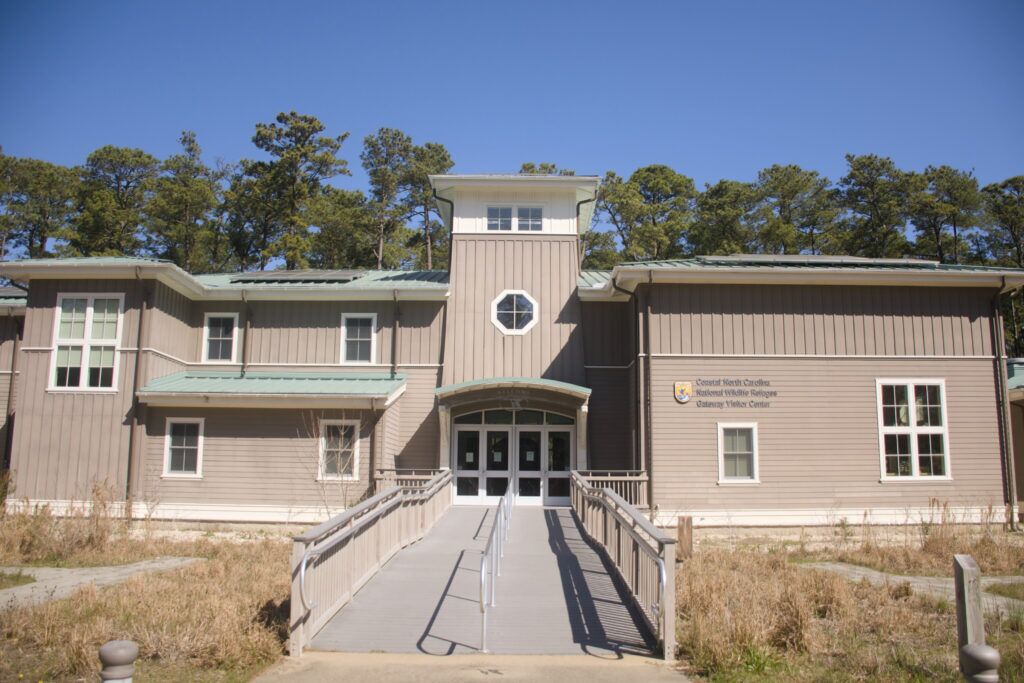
[517, 430, 543, 505]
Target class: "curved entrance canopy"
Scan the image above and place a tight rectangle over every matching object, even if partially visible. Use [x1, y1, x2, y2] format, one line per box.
[434, 377, 591, 506]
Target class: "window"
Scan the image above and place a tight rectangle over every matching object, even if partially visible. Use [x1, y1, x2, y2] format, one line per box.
[341, 314, 376, 363]
[203, 313, 238, 363]
[877, 380, 949, 480]
[491, 290, 538, 335]
[517, 207, 543, 231]
[487, 206, 512, 231]
[320, 420, 359, 480]
[164, 419, 204, 478]
[51, 294, 123, 391]
[718, 423, 759, 484]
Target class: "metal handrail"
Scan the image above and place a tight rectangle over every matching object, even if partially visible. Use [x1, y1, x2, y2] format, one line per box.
[479, 484, 513, 653]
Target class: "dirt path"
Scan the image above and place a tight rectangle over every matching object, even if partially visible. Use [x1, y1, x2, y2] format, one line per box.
[0, 557, 202, 608]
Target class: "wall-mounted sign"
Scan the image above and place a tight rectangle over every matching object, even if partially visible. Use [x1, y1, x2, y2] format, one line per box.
[674, 381, 693, 404]
[466, 452, 475, 463]
[526, 451, 536, 462]
[679, 378, 779, 409]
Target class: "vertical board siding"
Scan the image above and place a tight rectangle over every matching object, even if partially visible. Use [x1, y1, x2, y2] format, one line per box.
[581, 302, 632, 367]
[648, 284, 995, 357]
[443, 235, 585, 385]
[395, 367, 441, 470]
[585, 368, 634, 470]
[149, 283, 196, 363]
[649, 357, 1004, 517]
[143, 407, 374, 508]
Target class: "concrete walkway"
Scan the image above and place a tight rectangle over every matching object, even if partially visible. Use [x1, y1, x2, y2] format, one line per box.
[310, 506, 656, 656]
[806, 561, 1024, 613]
[257, 652, 687, 682]
[0, 557, 202, 608]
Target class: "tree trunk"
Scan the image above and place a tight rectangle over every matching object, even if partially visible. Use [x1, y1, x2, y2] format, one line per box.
[424, 202, 432, 270]
[952, 222, 960, 264]
[377, 221, 385, 270]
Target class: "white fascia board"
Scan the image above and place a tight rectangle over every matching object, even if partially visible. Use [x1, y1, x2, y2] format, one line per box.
[136, 392, 391, 409]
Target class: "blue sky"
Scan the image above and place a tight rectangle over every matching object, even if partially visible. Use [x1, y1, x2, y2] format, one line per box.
[0, 0, 1021, 191]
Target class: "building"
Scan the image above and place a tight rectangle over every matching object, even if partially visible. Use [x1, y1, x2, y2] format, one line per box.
[1, 174, 1023, 526]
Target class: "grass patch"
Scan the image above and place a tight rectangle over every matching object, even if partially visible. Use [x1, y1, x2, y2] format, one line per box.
[0, 569, 33, 590]
[986, 582, 1024, 601]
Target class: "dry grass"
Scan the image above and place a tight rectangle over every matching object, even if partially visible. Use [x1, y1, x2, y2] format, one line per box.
[0, 570, 33, 589]
[987, 582, 1024, 601]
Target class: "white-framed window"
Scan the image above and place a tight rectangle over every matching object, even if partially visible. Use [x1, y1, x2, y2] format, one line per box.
[876, 379, 950, 480]
[717, 422, 759, 484]
[163, 418, 204, 478]
[202, 312, 239, 363]
[487, 206, 513, 231]
[50, 293, 124, 391]
[490, 289, 538, 335]
[319, 419, 359, 481]
[341, 313, 377, 364]
[517, 207, 543, 231]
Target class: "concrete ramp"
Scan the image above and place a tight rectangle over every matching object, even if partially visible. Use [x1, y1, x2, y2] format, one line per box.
[310, 507, 656, 656]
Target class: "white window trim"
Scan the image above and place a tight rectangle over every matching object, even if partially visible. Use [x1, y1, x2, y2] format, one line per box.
[162, 417, 205, 479]
[318, 419, 360, 481]
[717, 422, 760, 485]
[490, 289, 539, 336]
[202, 312, 240, 364]
[486, 204, 546, 232]
[340, 313, 378, 364]
[875, 378, 952, 482]
[48, 292, 125, 393]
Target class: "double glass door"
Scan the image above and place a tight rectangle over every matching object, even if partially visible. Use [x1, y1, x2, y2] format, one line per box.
[452, 409, 574, 506]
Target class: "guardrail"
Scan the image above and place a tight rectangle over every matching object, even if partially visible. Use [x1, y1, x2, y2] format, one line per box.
[576, 470, 649, 508]
[289, 469, 453, 656]
[479, 483, 513, 653]
[374, 468, 443, 491]
[570, 470, 676, 660]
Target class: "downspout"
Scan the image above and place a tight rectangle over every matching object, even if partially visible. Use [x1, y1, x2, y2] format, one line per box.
[391, 289, 399, 378]
[433, 188, 454, 470]
[642, 271, 655, 516]
[994, 277, 1018, 529]
[241, 291, 251, 378]
[432, 189, 455, 271]
[575, 194, 597, 263]
[369, 397, 380, 494]
[612, 277, 640, 471]
[2, 310, 22, 471]
[124, 268, 152, 514]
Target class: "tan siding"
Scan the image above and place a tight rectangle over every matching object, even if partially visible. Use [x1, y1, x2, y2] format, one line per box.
[444, 234, 584, 385]
[649, 357, 1004, 517]
[395, 367, 441, 469]
[381, 400, 400, 471]
[581, 302, 632, 367]
[648, 284, 995, 357]
[586, 368, 634, 470]
[143, 408, 375, 509]
[149, 283, 196, 364]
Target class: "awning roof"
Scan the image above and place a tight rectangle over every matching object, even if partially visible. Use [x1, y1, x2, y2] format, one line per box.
[138, 371, 406, 409]
[435, 376, 591, 402]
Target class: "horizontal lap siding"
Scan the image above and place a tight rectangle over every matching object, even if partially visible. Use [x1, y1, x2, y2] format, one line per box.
[143, 408, 375, 509]
[650, 357, 1004, 515]
[12, 280, 142, 500]
[649, 284, 994, 357]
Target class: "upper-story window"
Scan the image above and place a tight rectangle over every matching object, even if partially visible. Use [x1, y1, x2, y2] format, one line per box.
[51, 293, 123, 391]
[203, 313, 239, 363]
[876, 379, 950, 480]
[487, 206, 512, 231]
[491, 290, 538, 335]
[487, 206, 543, 232]
[342, 313, 377, 363]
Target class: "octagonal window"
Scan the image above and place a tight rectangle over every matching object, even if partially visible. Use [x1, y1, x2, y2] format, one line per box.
[491, 290, 538, 335]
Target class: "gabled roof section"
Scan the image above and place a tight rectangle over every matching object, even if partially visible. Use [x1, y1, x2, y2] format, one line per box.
[578, 254, 1024, 300]
[138, 371, 406, 409]
[0, 286, 27, 312]
[0, 257, 449, 302]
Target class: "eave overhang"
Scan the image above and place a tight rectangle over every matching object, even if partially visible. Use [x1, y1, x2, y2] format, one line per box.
[435, 376, 592, 403]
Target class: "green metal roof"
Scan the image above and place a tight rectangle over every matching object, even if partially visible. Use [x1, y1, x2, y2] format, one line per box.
[617, 255, 1024, 273]
[435, 376, 591, 399]
[578, 271, 612, 288]
[0, 287, 27, 307]
[193, 269, 448, 289]
[140, 371, 406, 396]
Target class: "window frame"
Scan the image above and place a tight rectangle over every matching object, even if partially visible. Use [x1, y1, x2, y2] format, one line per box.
[486, 206, 513, 231]
[486, 205, 545, 232]
[318, 419, 360, 481]
[717, 422, 760, 485]
[162, 417, 205, 479]
[340, 313, 378, 365]
[490, 289, 539, 336]
[201, 312, 240, 364]
[48, 292, 125, 393]
[875, 378, 952, 482]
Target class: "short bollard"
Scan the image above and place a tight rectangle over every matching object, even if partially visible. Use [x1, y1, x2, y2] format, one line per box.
[98, 640, 138, 682]
[960, 643, 1000, 683]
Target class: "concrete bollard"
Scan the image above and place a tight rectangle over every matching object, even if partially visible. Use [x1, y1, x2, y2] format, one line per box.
[98, 640, 138, 682]
[954, 555, 1001, 683]
[959, 643, 1000, 683]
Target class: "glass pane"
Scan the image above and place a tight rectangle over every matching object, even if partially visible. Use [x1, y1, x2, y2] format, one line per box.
[91, 298, 119, 339]
[55, 345, 82, 387]
[323, 451, 339, 476]
[914, 384, 942, 427]
[171, 422, 199, 448]
[881, 384, 910, 426]
[346, 317, 373, 340]
[456, 477, 479, 496]
[516, 409, 544, 424]
[453, 411, 482, 424]
[547, 478, 569, 497]
[496, 312, 516, 329]
[486, 431, 509, 471]
[518, 431, 541, 471]
[59, 298, 87, 339]
[88, 347, 115, 387]
[515, 309, 533, 329]
[486, 478, 508, 496]
[545, 412, 574, 425]
[324, 425, 342, 451]
[725, 453, 752, 478]
[484, 410, 513, 424]
[346, 339, 370, 362]
[518, 477, 540, 497]
[548, 431, 571, 471]
[456, 431, 479, 470]
[496, 295, 515, 313]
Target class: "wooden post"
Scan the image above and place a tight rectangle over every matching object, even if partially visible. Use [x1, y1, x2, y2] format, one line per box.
[954, 554, 1000, 682]
[676, 516, 693, 561]
[661, 540, 677, 662]
[288, 542, 306, 657]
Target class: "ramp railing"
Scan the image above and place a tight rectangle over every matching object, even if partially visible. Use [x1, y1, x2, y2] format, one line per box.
[374, 468, 443, 490]
[570, 471, 676, 660]
[575, 470, 649, 508]
[479, 483, 512, 653]
[289, 469, 452, 656]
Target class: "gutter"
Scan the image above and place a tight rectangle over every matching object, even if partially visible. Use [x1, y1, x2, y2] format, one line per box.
[993, 277, 1019, 529]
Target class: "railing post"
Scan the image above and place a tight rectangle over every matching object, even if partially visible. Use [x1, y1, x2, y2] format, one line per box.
[288, 541, 307, 657]
[661, 541, 676, 662]
[954, 554, 1000, 682]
